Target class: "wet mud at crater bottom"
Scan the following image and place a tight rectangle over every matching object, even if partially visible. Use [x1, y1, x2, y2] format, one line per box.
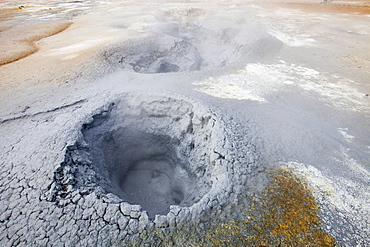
[98, 130, 197, 218]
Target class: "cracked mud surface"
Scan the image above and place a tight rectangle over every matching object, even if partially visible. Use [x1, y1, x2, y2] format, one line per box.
[0, 0, 369, 246]
[0, 92, 258, 245]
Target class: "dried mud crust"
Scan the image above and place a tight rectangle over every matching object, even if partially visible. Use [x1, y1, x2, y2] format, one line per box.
[47, 92, 259, 235]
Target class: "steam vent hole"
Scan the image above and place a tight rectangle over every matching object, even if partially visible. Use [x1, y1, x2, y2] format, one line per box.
[102, 131, 191, 217]
[77, 94, 228, 219]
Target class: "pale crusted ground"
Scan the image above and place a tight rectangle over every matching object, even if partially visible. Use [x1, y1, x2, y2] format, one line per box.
[0, 0, 369, 246]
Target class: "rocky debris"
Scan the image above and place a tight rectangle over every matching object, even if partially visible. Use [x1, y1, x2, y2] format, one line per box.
[154, 215, 168, 228]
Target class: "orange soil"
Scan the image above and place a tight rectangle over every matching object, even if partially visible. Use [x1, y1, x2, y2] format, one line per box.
[0, 21, 72, 66]
[260, 0, 370, 14]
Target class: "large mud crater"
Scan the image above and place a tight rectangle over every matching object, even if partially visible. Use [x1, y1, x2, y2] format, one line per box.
[85, 96, 213, 218]
[49, 93, 256, 220]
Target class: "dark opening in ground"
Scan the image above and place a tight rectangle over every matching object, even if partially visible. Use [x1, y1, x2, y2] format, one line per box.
[93, 128, 195, 217]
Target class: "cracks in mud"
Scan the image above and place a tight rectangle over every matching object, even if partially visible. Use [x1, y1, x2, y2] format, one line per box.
[0, 99, 87, 124]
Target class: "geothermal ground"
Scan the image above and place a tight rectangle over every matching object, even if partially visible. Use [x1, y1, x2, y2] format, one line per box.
[0, 0, 369, 246]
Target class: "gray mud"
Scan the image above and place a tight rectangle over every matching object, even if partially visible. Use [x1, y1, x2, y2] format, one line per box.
[48, 93, 258, 226]
[0, 0, 369, 246]
[104, 21, 282, 73]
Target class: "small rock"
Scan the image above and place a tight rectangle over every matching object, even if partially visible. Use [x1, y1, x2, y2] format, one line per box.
[167, 212, 176, 227]
[73, 206, 83, 220]
[58, 199, 70, 207]
[97, 226, 110, 244]
[154, 215, 168, 228]
[86, 231, 98, 245]
[95, 202, 107, 218]
[103, 204, 120, 223]
[177, 209, 190, 223]
[131, 204, 141, 212]
[83, 192, 96, 208]
[91, 211, 99, 220]
[102, 193, 121, 203]
[138, 211, 149, 230]
[120, 203, 131, 216]
[0, 210, 11, 222]
[117, 216, 129, 229]
[82, 207, 94, 220]
[108, 228, 120, 242]
[127, 219, 139, 234]
[170, 205, 181, 215]
[118, 230, 127, 241]
[130, 211, 141, 219]
[71, 192, 81, 203]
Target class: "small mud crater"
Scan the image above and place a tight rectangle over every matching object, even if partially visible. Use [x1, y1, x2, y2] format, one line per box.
[103, 21, 282, 74]
[105, 38, 203, 74]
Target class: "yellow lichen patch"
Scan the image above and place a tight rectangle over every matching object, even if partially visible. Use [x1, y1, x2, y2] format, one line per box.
[206, 167, 336, 246]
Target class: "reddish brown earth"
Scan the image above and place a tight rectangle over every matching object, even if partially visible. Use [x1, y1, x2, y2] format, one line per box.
[259, 0, 370, 14]
[0, 21, 72, 65]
